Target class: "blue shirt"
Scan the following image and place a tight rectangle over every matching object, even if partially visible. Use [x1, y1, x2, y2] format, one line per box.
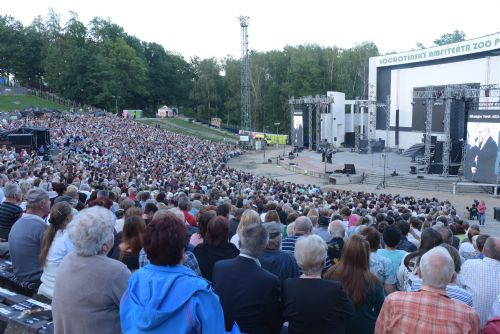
[377, 249, 407, 279]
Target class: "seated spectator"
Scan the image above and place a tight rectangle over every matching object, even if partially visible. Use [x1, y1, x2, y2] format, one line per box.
[38, 202, 74, 300]
[228, 208, 244, 239]
[410, 243, 473, 307]
[313, 210, 332, 242]
[230, 209, 260, 248]
[376, 225, 407, 285]
[375, 246, 480, 333]
[483, 294, 500, 334]
[194, 216, 239, 281]
[116, 215, 146, 271]
[0, 182, 23, 241]
[8, 188, 51, 294]
[120, 213, 225, 333]
[459, 228, 480, 260]
[396, 221, 417, 252]
[326, 220, 345, 265]
[189, 209, 216, 247]
[458, 237, 500, 327]
[259, 222, 300, 284]
[213, 223, 282, 334]
[397, 228, 443, 291]
[282, 216, 313, 253]
[359, 227, 396, 294]
[325, 234, 384, 334]
[284, 234, 354, 334]
[52, 206, 131, 333]
[474, 234, 490, 259]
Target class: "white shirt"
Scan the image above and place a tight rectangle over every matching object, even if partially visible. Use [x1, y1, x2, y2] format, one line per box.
[457, 257, 500, 327]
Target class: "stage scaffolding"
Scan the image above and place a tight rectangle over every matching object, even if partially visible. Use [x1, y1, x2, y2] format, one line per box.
[412, 84, 500, 177]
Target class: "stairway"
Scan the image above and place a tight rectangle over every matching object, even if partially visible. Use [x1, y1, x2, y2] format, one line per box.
[363, 173, 490, 193]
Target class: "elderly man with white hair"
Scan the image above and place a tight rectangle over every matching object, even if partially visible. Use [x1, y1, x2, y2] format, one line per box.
[375, 246, 480, 334]
[52, 206, 131, 334]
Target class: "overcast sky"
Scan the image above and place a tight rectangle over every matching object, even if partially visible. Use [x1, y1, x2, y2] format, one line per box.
[3, 0, 500, 60]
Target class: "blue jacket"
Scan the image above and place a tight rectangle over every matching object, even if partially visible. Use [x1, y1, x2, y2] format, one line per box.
[120, 264, 226, 334]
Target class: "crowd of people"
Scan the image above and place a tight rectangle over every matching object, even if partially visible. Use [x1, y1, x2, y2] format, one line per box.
[0, 113, 498, 333]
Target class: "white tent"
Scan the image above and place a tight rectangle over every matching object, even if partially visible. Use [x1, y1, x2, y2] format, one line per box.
[157, 105, 175, 118]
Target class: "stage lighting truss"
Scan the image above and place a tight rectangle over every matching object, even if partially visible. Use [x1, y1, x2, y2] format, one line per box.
[412, 84, 500, 178]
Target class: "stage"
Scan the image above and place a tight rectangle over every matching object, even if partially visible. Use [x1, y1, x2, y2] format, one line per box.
[278, 149, 495, 194]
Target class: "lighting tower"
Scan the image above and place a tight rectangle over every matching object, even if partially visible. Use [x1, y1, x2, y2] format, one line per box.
[239, 16, 251, 131]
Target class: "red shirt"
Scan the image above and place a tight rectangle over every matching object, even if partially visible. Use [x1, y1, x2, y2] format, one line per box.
[184, 211, 197, 227]
[375, 286, 480, 334]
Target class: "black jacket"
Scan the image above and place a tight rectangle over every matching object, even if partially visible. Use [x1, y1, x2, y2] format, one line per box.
[213, 256, 282, 334]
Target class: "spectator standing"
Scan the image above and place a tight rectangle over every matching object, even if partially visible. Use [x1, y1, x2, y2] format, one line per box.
[478, 200, 486, 226]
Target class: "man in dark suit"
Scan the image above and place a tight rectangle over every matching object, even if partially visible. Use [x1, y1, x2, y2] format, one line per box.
[471, 127, 498, 184]
[212, 223, 282, 334]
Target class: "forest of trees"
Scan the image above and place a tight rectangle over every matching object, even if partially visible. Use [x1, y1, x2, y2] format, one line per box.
[0, 11, 464, 133]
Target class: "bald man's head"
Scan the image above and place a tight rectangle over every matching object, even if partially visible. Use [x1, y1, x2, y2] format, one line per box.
[483, 237, 500, 261]
[294, 216, 313, 235]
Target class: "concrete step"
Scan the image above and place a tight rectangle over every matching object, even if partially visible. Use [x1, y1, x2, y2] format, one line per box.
[363, 174, 489, 193]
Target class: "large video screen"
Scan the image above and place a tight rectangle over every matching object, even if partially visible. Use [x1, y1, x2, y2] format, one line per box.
[465, 110, 500, 184]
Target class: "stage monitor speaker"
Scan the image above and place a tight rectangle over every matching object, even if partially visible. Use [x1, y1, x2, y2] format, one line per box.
[494, 207, 500, 221]
[7, 134, 33, 146]
[344, 164, 356, 175]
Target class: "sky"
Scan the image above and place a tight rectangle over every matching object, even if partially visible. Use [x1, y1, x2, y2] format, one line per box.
[2, 0, 500, 60]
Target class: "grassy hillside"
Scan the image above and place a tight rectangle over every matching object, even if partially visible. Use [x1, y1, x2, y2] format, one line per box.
[0, 95, 68, 112]
[139, 118, 239, 144]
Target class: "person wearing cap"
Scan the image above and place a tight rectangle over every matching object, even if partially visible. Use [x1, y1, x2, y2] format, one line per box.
[259, 222, 300, 284]
[8, 188, 51, 294]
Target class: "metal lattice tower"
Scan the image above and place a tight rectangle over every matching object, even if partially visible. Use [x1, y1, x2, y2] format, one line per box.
[442, 86, 453, 177]
[424, 86, 434, 174]
[413, 84, 500, 177]
[239, 16, 251, 131]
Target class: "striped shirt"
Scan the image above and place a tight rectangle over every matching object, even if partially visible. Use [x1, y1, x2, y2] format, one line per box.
[0, 202, 23, 241]
[282, 234, 332, 271]
[410, 278, 473, 307]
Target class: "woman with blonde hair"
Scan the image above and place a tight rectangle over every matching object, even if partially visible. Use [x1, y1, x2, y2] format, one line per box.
[230, 209, 260, 248]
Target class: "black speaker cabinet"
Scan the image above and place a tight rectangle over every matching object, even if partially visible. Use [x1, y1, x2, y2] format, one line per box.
[7, 134, 33, 146]
[344, 164, 356, 174]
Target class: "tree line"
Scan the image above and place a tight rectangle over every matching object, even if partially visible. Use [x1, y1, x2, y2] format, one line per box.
[2, 10, 381, 132]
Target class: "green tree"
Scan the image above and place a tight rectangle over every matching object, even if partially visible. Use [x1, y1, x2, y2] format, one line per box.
[433, 30, 466, 46]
